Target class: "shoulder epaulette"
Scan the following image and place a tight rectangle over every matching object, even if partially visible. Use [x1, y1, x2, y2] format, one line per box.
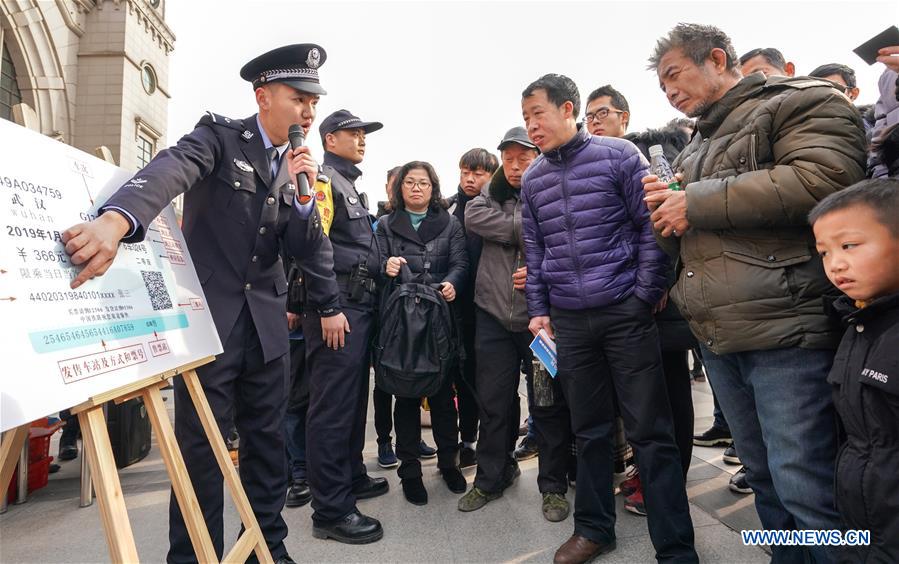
[197, 112, 252, 138]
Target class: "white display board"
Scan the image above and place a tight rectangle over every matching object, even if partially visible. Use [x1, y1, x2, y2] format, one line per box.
[0, 119, 223, 432]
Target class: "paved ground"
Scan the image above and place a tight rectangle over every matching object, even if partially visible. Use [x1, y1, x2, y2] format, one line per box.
[0, 376, 769, 563]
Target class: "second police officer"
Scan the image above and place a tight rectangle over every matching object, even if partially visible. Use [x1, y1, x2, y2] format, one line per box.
[303, 109, 387, 544]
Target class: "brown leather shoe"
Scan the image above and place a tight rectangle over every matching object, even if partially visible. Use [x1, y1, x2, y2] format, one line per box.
[553, 534, 616, 564]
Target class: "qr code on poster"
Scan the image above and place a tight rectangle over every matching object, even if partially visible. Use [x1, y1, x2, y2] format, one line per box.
[141, 270, 173, 311]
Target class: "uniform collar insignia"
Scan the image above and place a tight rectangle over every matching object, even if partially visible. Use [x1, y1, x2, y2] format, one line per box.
[233, 158, 254, 172]
[241, 130, 254, 141]
[347, 196, 358, 205]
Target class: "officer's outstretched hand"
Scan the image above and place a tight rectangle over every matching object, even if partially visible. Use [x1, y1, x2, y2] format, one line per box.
[321, 312, 350, 350]
[286, 146, 318, 190]
[63, 211, 132, 289]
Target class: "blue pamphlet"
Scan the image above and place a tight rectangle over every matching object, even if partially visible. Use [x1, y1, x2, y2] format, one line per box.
[529, 329, 557, 378]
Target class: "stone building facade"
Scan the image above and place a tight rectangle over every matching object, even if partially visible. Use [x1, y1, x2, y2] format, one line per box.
[0, 0, 174, 172]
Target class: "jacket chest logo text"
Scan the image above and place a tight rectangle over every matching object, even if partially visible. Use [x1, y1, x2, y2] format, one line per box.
[861, 367, 889, 384]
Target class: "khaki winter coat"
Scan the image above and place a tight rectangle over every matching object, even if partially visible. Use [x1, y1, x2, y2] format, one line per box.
[663, 73, 867, 355]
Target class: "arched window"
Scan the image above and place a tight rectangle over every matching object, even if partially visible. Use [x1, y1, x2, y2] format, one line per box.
[1, 41, 23, 122]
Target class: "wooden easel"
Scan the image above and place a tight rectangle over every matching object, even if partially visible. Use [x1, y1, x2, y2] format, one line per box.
[1, 358, 274, 563]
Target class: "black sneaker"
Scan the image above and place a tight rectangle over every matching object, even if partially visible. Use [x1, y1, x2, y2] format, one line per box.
[514, 436, 539, 461]
[441, 467, 467, 493]
[692, 426, 733, 447]
[722, 445, 741, 465]
[418, 440, 437, 459]
[729, 467, 752, 494]
[401, 477, 428, 505]
[459, 443, 477, 468]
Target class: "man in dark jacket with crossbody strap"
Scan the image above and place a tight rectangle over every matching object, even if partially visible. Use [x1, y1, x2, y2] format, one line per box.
[520, 73, 696, 564]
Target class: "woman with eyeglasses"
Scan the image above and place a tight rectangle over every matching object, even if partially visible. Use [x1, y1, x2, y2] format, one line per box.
[374, 160, 469, 505]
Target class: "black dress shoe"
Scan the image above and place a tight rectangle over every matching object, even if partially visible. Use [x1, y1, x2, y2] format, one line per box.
[274, 556, 296, 564]
[440, 467, 467, 493]
[401, 477, 428, 505]
[312, 510, 384, 544]
[352, 475, 389, 500]
[58, 443, 78, 461]
[285, 481, 312, 507]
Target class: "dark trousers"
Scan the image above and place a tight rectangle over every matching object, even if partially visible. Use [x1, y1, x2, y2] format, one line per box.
[661, 350, 694, 479]
[474, 308, 571, 494]
[552, 296, 697, 562]
[304, 306, 374, 523]
[373, 386, 393, 446]
[168, 304, 289, 563]
[394, 378, 459, 479]
[285, 339, 307, 483]
[455, 315, 479, 443]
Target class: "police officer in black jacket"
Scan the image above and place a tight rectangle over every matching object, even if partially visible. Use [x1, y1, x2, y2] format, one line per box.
[61, 44, 330, 564]
[302, 109, 387, 544]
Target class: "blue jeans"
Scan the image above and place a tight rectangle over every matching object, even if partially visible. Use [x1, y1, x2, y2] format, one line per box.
[284, 406, 307, 483]
[701, 346, 840, 564]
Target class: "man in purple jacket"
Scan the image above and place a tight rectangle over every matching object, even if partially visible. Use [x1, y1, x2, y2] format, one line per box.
[520, 74, 697, 564]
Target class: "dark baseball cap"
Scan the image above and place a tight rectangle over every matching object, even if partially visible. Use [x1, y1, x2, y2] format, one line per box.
[497, 126, 538, 151]
[319, 109, 384, 137]
[240, 43, 327, 95]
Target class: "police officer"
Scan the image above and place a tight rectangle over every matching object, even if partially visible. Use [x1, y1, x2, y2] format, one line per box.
[303, 109, 386, 544]
[61, 44, 330, 564]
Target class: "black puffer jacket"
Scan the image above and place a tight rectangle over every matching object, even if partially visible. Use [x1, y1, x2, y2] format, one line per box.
[375, 205, 469, 292]
[828, 293, 899, 562]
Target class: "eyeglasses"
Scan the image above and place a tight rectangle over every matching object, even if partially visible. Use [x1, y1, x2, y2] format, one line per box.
[584, 107, 625, 123]
[402, 179, 432, 190]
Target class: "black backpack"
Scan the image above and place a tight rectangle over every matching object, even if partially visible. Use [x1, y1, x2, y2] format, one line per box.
[373, 222, 459, 398]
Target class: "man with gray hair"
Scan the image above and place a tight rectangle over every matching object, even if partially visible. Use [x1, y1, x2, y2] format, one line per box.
[643, 23, 866, 564]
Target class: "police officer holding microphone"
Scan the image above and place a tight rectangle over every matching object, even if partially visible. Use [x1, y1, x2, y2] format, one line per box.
[302, 109, 386, 544]
[61, 44, 331, 564]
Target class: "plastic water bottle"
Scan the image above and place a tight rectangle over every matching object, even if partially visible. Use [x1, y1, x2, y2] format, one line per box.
[649, 145, 682, 191]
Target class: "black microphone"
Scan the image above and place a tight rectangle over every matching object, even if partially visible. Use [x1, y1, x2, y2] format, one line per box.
[287, 124, 312, 205]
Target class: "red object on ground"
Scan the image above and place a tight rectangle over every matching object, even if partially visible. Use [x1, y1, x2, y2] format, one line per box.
[5, 421, 62, 502]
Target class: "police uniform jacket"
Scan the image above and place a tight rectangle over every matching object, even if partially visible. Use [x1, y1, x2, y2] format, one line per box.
[303, 152, 379, 313]
[102, 112, 329, 363]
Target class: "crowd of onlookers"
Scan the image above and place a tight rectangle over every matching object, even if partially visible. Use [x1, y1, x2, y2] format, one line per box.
[282, 23, 897, 563]
[55, 21, 899, 564]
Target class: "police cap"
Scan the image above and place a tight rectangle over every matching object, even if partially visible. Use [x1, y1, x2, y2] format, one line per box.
[319, 109, 384, 138]
[240, 43, 327, 95]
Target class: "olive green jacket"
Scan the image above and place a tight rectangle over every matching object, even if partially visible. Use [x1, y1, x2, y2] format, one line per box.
[662, 73, 866, 355]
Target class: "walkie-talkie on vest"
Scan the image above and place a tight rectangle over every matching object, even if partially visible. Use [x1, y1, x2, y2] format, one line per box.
[288, 124, 313, 204]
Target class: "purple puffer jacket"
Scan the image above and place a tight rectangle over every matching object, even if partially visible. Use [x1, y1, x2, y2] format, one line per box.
[521, 126, 668, 316]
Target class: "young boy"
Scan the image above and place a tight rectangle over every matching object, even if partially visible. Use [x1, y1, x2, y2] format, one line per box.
[809, 178, 899, 562]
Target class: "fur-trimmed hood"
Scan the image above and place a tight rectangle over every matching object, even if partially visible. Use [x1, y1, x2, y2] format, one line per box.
[487, 167, 521, 204]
